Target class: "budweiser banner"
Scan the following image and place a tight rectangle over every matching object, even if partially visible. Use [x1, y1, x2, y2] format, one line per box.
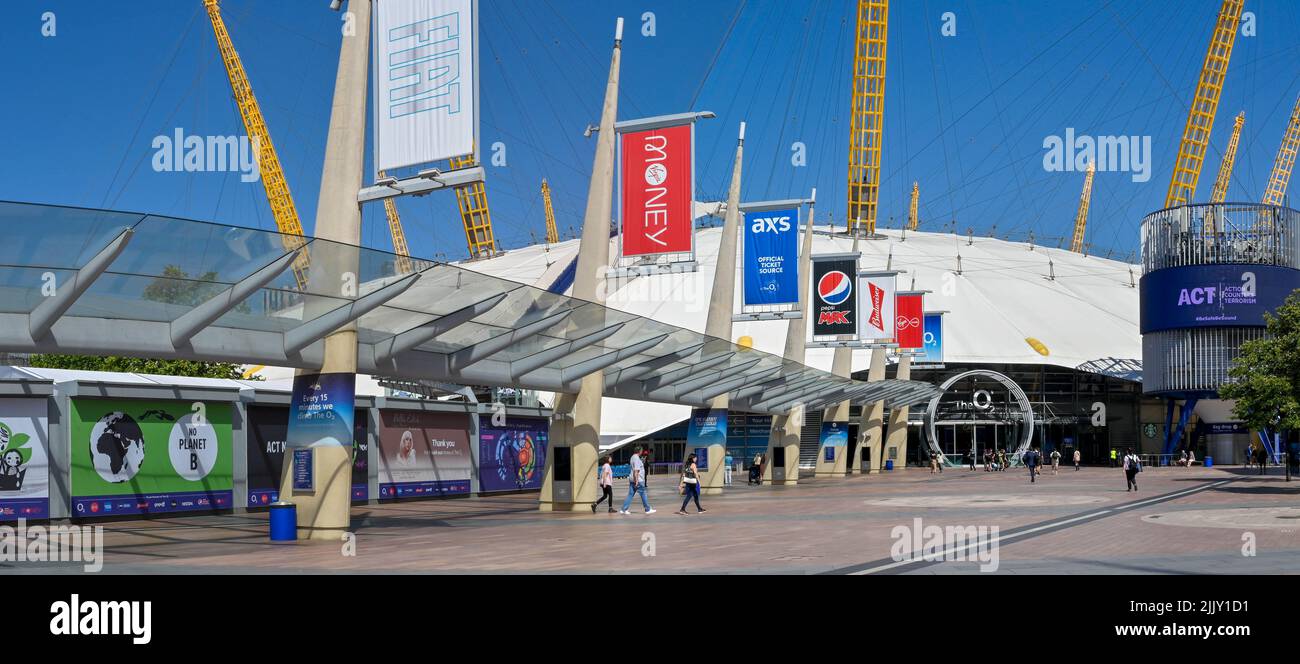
[811, 255, 859, 339]
[895, 292, 925, 349]
[859, 272, 897, 342]
[620, 123, 694, 257]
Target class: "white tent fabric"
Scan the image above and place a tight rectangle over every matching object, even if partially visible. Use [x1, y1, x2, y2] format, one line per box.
[465, 225, 1142, 449]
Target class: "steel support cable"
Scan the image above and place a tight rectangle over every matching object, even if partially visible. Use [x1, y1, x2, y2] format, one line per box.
[762, 0, 820, 195]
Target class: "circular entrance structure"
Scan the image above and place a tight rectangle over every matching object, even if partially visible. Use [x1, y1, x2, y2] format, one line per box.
[923, 369, 1036, 465]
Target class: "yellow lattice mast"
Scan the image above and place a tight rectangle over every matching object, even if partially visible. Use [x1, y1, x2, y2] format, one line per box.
[541, 179, 559, 244]
[375, 170, 414, 274]
[1262, 93, 1300, 207]
[1070, 162, 1095, 254]
[450, 152, 498, 259]
[1210, 112, 1245, 203]
[1164, 0, 1244, 209]
[847, 0, 889, 235]
[906, 181, 918, 230]
[203, 0, 309, 289]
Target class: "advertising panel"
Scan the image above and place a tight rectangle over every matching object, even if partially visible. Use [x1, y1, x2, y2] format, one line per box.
[246, 405, 368, 508]
[1139, 264, 1300, 334]
[373, 0, 476, 172]
[478, 416, 547, 492]
[70, 399, 232, 517]
[620, 123, 694, 257]
[0, 398, 48, 520]
[377, 409, 472, 498]
[686, 408, 727, 472]
[858, 271, 896, 342]
[742, 207, 800, 307]
[811, 256, 859, 339]
[916, 312, 945, 364]
[819, 421, 849, 448]
[895, 293, 925, 349]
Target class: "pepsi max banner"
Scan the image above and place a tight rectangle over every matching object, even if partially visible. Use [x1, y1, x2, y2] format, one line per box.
[1139, 264, 1300, 334]
[859, 272, 897, 341]
[478, 416, 547, 492]
[245, 405, 369, 508]
[916, 312, 945, 364]
[811, 255, 859, 339]
[620, 123, 694, 257]
[895, 293, 925, 349]
[743, 207, 800, 307]
[373, 0, 477, 172]
[0, 398, 48, 521]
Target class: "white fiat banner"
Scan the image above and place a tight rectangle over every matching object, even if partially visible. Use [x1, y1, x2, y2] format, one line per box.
[372, 0, 476, 173]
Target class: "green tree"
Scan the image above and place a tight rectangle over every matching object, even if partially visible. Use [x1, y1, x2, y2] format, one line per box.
[27, 265, 259, 380]
[1219, 291, 1300, 432]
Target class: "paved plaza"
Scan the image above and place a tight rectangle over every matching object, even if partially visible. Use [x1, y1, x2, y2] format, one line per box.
[14, 465, 1300, 574]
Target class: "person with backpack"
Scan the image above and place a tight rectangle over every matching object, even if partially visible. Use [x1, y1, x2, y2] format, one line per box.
[676, 453, 706, 515]
[1122, 448, 1141, 491]
[1050, 449, 1061, 475]
[592, 455, 615, 513]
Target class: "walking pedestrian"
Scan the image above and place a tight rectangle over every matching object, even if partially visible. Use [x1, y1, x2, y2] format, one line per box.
[676, 453, 706, 515]
[1109, 448, 1118, 468]
[1122, 448, 1141, 491]
[1050, 448, 1061, 475]
[968, 448, 977, 471]
[724, 452, 734, 486]
[619, 445, 655, 514]
[593, 455, 615, 513]
[930, 454, 939, 474]
[983, 449, 993, 472]
[1024, 447, 1041, 483]
[1073, 448, 1081, 471]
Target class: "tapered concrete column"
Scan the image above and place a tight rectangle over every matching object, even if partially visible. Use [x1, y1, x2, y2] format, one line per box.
[540, 19, 622, 511]
[764, 193, 815, 486]
[697, 122, 745, 496]
[882, 354, 912, 469]
[853, 348, 888, 474]
[281, 0, 370, 540]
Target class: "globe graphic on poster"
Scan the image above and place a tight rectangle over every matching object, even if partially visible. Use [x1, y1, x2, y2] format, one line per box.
[494, 430, 537, 488]
[89, 412, 146, 483]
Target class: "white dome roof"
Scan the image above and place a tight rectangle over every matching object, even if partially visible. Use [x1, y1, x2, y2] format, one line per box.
[463, 223, 1143, 445]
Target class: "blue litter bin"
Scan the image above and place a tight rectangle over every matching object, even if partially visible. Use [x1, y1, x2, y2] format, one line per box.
[1204, 456, 1213, 468]
[885, 459, 894, 471]
[269, 501, 297, 541]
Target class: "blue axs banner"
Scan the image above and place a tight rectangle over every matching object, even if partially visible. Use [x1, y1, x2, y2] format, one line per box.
[1139, 264, 1300, 334]
[743, 207, 800, 307]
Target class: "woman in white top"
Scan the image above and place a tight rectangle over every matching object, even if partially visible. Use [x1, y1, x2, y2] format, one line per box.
[592, 455, 615, 513]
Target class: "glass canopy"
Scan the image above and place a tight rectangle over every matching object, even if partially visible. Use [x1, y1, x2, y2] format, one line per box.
[0, 200, 940, 414]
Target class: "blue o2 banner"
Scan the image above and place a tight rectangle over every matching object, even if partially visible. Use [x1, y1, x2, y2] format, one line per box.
[286, 372, 356, 449]
[1140, 264, 1300, 334]
[686, 408, 727, 472]
[916, 313, 944, 364]
[819, 421, 848, 449]
[743, 207, 800, 307]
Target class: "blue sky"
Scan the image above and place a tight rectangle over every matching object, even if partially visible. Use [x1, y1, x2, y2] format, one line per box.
[2, 0, 1298, 261]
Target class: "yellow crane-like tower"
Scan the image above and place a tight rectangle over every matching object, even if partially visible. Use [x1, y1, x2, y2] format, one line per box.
[541, 179, 559, 244]
[450, 152, 498, 259]
[1070, 162, 1096, 254]
[906, 181, 919, 230]
[1209, 112, 1245, 203]
[1262, 93, 1300, 207]
[377, 170, 414, 274]
[847, 0, 889, 235]
[1164, 0, 1244, 209]
[203, 0, 309, 289]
